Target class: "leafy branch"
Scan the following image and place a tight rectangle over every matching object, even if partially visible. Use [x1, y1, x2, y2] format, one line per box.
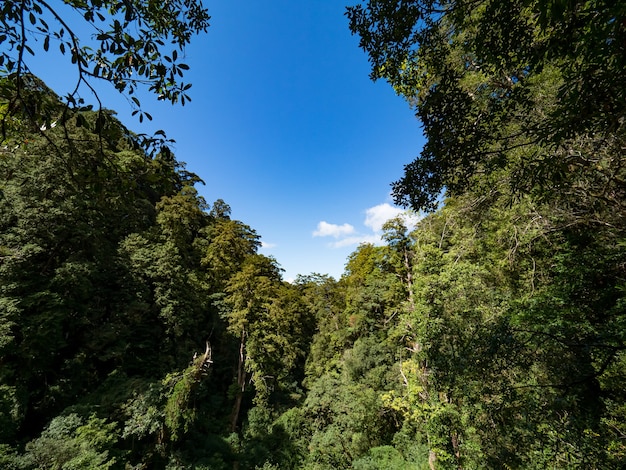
[0, 0, 210, 154]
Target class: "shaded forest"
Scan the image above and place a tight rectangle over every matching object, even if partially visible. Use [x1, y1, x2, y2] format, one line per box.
[1, 0, 625, 469]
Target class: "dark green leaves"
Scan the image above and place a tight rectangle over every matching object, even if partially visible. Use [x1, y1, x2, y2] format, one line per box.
[349, 0, 626, 214]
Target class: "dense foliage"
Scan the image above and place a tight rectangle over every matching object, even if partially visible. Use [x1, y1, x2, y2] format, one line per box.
[0, 81, 313, 469]
[1, 1, 625, 468]
[347, 0, 626, 212]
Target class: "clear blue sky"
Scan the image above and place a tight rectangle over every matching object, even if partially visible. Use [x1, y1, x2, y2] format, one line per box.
[27, 0, 424, 281]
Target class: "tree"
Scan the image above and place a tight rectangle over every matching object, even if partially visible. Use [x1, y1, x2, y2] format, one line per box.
[347, 0, 626, 212]
[382, 216, 415, 308]
[1, 0, 210, 150]
[222, 254, 281, 431]
[295, 274, 346, 381]
[201, 217, 261, 291]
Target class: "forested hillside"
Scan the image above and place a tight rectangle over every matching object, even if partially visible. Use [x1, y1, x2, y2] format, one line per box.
[1, 0, 625, 469]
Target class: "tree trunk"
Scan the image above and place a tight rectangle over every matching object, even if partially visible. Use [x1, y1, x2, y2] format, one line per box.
[404, 247, 414, 309]
[229, 330, 246, 433]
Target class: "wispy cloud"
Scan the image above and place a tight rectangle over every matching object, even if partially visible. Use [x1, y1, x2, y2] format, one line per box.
[314, 202, 422, 250]
[313, 221, 355, 238]
[260, 241, 277, 249]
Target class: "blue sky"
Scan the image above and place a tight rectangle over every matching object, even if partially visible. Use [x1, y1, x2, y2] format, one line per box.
[25, 0, 424, 280]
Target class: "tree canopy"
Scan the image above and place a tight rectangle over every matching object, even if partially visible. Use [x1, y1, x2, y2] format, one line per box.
[347, 0, 626, 212]
[1, 2, 625, 469]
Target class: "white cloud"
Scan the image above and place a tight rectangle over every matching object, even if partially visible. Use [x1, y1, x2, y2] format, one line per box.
[313, 202, 422, 251]
[260, 241, 277, 249]
[313, 221, 355, 238]
[364, 203, 403, 232]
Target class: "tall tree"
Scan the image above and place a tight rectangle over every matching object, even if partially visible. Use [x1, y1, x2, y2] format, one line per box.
[222, 254, 282, 431]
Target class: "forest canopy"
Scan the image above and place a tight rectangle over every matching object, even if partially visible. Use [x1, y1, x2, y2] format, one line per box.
[1, 1, 625, 469]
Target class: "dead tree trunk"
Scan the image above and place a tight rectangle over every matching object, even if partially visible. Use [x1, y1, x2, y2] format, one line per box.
[230, 329, 246, 433]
